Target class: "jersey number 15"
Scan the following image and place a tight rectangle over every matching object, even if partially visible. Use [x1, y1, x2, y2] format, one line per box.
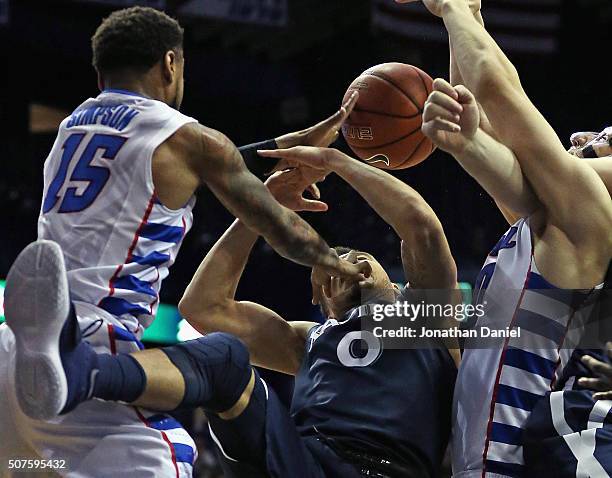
[42, 133, 127, 213]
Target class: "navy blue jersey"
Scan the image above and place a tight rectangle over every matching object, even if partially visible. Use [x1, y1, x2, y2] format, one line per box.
[290, 293, 457, 476]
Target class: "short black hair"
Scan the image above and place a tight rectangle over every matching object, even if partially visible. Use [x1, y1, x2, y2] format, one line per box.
[92, 6, 183, 75]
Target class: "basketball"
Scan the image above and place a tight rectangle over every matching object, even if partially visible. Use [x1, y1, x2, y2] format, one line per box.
[341, 62, 435, 170]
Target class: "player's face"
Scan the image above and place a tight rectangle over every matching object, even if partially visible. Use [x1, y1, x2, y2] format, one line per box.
[314, 250, 394, 318]
[568, 128, 612, 159]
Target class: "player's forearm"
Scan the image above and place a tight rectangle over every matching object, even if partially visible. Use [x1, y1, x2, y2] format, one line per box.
[204, 146, 339, 270]
[179, 219, 258, 318]
[333, 153, 456, 287]
[246, 200, 337, 269]
[442, 1, 521, 101]
[448, 9, 497, 139]
[329, 152, 438, 240]
[238, 140, 278, 178]
[455, 128, 539, 217]
[449, 9, 483, 86]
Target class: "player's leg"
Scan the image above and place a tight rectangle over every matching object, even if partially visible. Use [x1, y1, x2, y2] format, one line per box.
[5, 240, 330, 477]
[80, 326, 323, 475]
[5, 241, 202, 477]
[4, 240, 259, 421]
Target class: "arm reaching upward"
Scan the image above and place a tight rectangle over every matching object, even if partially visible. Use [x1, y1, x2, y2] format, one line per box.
[152, 92, 365, 281]
[258, 146, 458, 290]
[178, 101, 364, 375]
[330, 153, 458, 290]
[259, 145, 462, 363]
[445, 1, 540, 224]
[179, 170, 326, 376]
[423, 0, 612, 247]
[421, 78, 539, 222]
[194, 126, 363, 278]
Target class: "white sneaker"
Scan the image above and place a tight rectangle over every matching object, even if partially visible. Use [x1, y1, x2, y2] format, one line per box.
[4, 240, 70, 420]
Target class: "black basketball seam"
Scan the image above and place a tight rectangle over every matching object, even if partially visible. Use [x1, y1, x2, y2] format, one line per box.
[365, 71, 421, 112]
[351, 125, 422, 150]
[352, 107, 421, 120]
[415, 69, 431, 97]
[392, 136, 427, 169]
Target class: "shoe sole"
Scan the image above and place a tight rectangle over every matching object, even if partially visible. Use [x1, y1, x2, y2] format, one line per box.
[5, 240, 69, 420]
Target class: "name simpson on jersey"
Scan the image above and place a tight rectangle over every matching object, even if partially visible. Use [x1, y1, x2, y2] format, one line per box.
[67, 104, 139, 131]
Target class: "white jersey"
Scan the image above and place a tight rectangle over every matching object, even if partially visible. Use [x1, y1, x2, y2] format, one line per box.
[452, 218, 600, 478]
[0, 323, 197, 478]
[38, 89, 197, 335]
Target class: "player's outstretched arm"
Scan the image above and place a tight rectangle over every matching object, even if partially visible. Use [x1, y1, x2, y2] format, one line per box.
[422, 78, 540, 223]
[423, 0, 612, 244]
[332, 152, 458, 291]
[177, 123, 366, 282]
[446, 0, 541, 227]
[179, 170, 324, 375]
[258, 146, 458, 290]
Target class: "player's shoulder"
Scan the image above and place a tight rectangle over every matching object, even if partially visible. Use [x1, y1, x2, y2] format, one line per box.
[170, 122, 235, 160]
[133, 98, 198, 133]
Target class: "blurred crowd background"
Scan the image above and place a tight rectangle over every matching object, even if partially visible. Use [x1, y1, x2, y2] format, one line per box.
[0, 0, 610, 476]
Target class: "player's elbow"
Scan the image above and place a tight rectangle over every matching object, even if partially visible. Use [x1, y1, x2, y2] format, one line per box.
[473, 59, 520, 103]
[177, 295, 201, 323]
[398, 203, 439, 236]
[178, 294, 230, 330]
[399, 214, 444, 257]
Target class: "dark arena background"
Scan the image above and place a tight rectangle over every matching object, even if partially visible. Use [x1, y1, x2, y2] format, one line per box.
[0, 0, 610, 476]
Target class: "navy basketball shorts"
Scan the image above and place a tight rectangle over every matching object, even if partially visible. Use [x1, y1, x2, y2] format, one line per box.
[207, 370, 362, 478]
[523, 389, 612, 477]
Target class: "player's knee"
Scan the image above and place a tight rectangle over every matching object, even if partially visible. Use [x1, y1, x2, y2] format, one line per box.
[196, 332, 252, 412]
[165, 332, 252, 413]
[204, 331, 249, 359]
[196, 332, 250, 374]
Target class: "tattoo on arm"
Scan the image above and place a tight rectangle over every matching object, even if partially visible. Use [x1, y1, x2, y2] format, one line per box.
[196, 127, 335, 268]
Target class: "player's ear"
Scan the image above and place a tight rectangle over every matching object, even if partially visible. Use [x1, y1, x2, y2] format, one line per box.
[162, 50, 176, 84]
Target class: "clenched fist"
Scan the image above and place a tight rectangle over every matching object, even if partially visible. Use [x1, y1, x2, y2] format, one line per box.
[421, 78, 480, 156]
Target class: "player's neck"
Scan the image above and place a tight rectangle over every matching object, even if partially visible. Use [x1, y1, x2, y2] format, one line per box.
[103, 81, 156, 99]
[102, 74, 166, 104]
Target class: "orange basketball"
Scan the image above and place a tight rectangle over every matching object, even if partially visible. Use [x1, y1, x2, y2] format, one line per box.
[341, 63, 435, 170]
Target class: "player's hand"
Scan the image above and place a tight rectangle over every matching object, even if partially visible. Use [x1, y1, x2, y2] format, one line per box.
[311, 266, 332, 304]
[578, 344, 612, 400]
[302, 90, 358, 148]
[264, 169, 328, 212]
[258, 145, 348, 172]
[269, 92, 358, 174]
[422, 78, 480, 156]
[275, 91, 358, 150]
[312, 256, 371, 301]
[310, 260, 372, 305]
